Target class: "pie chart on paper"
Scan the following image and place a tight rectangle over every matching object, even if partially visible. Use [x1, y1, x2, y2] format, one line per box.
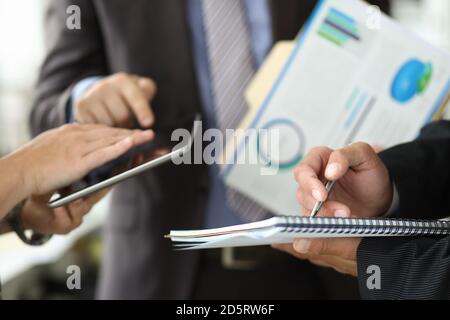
[391, 58, 433, 104]
[257, 118, 305, 170]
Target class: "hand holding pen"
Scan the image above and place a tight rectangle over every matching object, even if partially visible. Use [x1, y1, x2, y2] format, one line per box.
[293, 143, 394, 219]
[310, 180, 336, 217]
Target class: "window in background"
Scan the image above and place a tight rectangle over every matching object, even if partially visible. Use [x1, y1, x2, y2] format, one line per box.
[0, 0, 46, 156]
[392, 0, 450, 50]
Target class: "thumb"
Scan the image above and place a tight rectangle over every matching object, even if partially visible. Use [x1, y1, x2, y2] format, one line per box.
[324, 142, 378, 181]
[293, 238, 360, 260]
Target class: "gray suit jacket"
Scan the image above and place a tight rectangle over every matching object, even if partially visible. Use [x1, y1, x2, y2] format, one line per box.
[31, 0, 389, 299]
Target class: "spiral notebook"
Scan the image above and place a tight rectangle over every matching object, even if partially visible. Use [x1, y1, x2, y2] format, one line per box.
[167, 216, 450, 250]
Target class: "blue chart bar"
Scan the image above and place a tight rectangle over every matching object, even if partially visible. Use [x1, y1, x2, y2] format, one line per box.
[345, 88, 360, 110]
[329, 7, 355, 24]
[345, 96, 377, 145]
[324, 19, 360, 41]
[318, 7, 361, 46]
[345, 91, 368, 128]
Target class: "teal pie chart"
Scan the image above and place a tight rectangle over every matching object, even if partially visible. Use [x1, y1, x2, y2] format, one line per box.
[391, 58, 433, 104]
[256, 118, 305, 170]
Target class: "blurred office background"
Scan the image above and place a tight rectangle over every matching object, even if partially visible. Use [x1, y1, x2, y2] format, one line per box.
[0, 0, 104, 299]
[0, 0, 449, 299]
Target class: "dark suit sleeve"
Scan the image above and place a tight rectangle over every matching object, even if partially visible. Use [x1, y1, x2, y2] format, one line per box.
[357, 236, 450, 299]
[30, 0, 107, 135]
[379, 120, 450, 220]
[356, 120, 450, 299]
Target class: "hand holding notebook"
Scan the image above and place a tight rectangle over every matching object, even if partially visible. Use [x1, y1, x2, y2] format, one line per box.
[167, 143, 450, 250]
[168, 0, 450, 251]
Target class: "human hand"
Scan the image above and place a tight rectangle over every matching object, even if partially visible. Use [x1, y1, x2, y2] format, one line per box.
[294, 142, 393, 218]
[12, 123, 154, 195]
[273, 142, 392, 276]
[74, 73, 157, 128]
[273, 237, 361, 277]
[21, 189, 110, 235]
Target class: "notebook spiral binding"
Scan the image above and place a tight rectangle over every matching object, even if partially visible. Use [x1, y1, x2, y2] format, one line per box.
[279, 217, 450, 236]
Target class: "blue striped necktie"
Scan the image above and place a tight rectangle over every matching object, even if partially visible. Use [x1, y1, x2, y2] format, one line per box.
[202, 0, 270, 222]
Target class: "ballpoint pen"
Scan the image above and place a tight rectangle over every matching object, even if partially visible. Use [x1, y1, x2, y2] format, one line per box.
[310, 180, 336, 218]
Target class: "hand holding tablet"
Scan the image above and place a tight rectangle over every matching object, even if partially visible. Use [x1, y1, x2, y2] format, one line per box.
[12, 123, 154, 196]
[47, 115, 201, 208]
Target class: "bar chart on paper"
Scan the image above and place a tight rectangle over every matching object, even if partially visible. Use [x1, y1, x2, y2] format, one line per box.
[317, 7, 376, 58]
[318, 7, 361, 45]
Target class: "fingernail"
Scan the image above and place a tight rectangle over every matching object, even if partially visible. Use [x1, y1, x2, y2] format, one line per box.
[144, 130, 154, 137]
[312, 189, 324, 201]
[334, 209, 349, 218]
[325, 163, 341, 179]
[294, 239, 311, 254]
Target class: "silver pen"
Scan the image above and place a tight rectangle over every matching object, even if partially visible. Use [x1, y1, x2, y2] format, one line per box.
[310, 180, 336, 218]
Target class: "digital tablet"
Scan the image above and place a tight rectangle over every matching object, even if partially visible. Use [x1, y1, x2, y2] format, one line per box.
[48, 115, 201, 208]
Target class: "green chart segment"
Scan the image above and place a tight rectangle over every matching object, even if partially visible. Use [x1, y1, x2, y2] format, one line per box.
[318, 7, 361, 46]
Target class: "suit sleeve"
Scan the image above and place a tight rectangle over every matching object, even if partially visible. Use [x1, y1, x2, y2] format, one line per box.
[30, 0, 107, 135]
[357, 120, 450, 299]
[357, 236, 450, 299]
[379, 120, 450, 220]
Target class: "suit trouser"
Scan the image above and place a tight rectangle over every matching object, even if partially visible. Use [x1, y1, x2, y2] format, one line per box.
[191, 246, 359, 299]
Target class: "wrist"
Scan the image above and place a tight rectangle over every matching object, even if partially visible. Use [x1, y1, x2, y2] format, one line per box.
[383, 183, 398, 217]
[71, 76, 104, 123]
[20, 199, 35, 231]
[7, 202, 52, 246]
[372, 168, 394, 218]
[379, 170, 395, 217]
[0, 220, 13, 234]
[0, 152, 33, 199]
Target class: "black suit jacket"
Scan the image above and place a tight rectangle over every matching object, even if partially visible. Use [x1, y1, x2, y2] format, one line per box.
[358, 121, 450, 299]
[31, 0, 390, 299]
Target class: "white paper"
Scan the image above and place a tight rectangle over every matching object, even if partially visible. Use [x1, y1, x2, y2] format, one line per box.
[168, 217, 413, 250]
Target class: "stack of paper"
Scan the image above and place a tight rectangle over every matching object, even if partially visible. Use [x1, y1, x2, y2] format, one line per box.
[168, 216, 450, 250]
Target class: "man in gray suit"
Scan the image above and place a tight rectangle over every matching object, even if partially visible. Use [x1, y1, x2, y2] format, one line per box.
[31, 0, 389, 299]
